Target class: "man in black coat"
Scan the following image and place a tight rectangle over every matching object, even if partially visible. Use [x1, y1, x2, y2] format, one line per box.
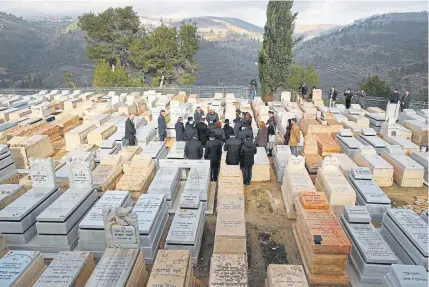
[390, 88, 400, 104]
[125, 113, 137, 146]
[223, 119, 234, 140]
[196, 116, 209, 147]
[184, 136, 203, 159]
[204, 135, 222, 181]
[329, 86, 338, 108]
[175, 117, 185, 141]
[344, 88, 353, 109]
[240, 135, 257, 185]
[184, 117, 198, 142]
[400, 89, 411, 112]
[158, 110, 167, 141]
[206, 109, 219, 129]
[224, 134, 241, 165]
[237, 126, 254, 143]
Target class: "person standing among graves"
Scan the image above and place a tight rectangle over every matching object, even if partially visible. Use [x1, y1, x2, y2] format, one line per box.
[233, 112, 244, 136]
[158, 110, 167, 142]
[235, 109, 241, 121]
[243, 112, 252, 126]
[386, 88, 401, 122]
[206, 109, 219, 129]
[344, 88, 353, 109]
[400, 89, 411, 112]
[240, 135, 257, 185]
[184, 136, 203, 159]
[224, 134, 241, 165]
[288, 118, 301, 156]
[194, 106, 204, 123]
[125, 113, 137, 146]
[222, 119, 234, 140]
[284, 119, 292, 145]
[184, 117, 198, 142]
[255, 121, 268, 148]
[267, 111, 276, 126]
[329, 86, 338, 108]
[196, 116, 209, 147]
[175, 117, 185, 142]
[266, 119, 276, 157]
[300, 83, 308, 99]
[237, 126, 254, 143]
[204, 135, 222, 181]
[211, 121, 226, 142]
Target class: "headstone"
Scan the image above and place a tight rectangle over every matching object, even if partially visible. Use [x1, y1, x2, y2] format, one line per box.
[385, 264, 428, 287]
[344, 206, 371, 223]
[209, 254, 248, 286]
[147, 250, 192, 287]
[267, 264, 309, 287]
[84, 248, 147, 287]
[29, 157, 56, 188]
[32, 251, 94, 287]
[68, 156, 93, 189]
[0, 250, 45, 286]
[103, 207, 140, 249]
[351, 167, 373, 180]
[0, 184, 25, 210]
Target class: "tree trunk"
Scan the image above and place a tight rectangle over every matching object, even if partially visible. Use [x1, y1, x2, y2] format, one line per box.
[160, 75, 164, 88]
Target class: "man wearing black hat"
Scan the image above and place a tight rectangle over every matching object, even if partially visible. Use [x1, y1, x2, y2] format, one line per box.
[196, 116, 209, 147]
[400, 89, 411, 112]
[222, 119, 234, 140]
[390, 88, 400, 104]
[184, 117, 198, 142]
[175, 117, 185, 142]
[204, 134, 222, 181]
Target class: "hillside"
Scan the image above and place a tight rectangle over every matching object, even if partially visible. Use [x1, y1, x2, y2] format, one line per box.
[0, 12, 92, 89]
[294, 12, 428, 100]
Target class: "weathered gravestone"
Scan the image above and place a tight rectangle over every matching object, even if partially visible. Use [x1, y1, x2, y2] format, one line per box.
[103, 206, 139, 249]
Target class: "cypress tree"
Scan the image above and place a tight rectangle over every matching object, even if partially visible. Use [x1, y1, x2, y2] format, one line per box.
[258, 1, 298, 98]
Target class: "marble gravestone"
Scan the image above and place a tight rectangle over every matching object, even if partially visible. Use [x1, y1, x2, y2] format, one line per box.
[165, 204, 205, 264]
[349, 167, 391, 222]
[0, 158, 59, 245]
[344, 206, 371, 223]
[335, 129, 366, 158]
[0, 144, 17, 183]
[0, 184, 25, 210]
[273, 145, 291, 183]
[147, 167, 180, 207]
[0, 250, 45, 286]
[266, 264, 309, 287]
[141, 141, 168, 170]
[132, 194, 168, 264]
[78, 190, 131, 254]
[381, 209, 428, 271]
[381, 264, 428, 287]
[84, 248, 147, 287]
[340, 208, 398, 283]
[103, 206, 139, 249]
[180, 168, 210, 210]
[32, 251, 94, 287]
[35, 157, 97, 250]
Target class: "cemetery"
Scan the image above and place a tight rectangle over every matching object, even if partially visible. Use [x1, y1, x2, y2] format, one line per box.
[0, 88, 426, 286]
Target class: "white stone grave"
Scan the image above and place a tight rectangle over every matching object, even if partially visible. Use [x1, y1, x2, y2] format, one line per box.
[103, 206, 139, 249]
[0, 250, 45, 286]
[132, 194, 168, 264]
[0, 144, 17, 183]
[147, 167, 181, 207]
[380, 209, 428, 271]
[381, 264, 427, 287]
[0, 158, 59, 245]
[78, 190, 131, 255]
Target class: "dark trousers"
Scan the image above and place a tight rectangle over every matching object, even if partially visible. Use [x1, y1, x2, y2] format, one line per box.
[345, 99, 351, 109]
[242, 166, 252, 185]
[159, 134, 165, 141]
[210, 161, 220, 181]
[128, 139, 136, 146]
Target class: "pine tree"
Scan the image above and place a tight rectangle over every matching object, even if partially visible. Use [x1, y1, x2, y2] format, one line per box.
[258, 1, 298, 98]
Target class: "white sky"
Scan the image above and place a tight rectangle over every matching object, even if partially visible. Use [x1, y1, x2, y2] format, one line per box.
[0, 0, 427, 26]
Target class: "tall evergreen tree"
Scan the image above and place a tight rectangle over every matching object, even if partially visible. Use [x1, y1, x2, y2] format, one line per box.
[258, 1, 298, 98]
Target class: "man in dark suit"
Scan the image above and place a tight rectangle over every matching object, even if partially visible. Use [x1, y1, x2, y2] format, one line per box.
[158, 110, 167, 141]
[175, 117, 185, 141]
[204, 135, 222, 181]
[125, 113, 137, 146]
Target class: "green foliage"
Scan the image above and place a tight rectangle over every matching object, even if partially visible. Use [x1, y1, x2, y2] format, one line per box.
[64, 72, 78, 88]
[93, 60, 143, 87]
[78, 6, 141, 68]
[360, 75, 390, 98]
[258, 0, 298, 98]
[285, 64, 319, 91]
[131, 23, 200, 86]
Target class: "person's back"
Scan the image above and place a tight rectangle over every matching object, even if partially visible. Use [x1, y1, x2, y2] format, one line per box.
[390, 90, 400, 103]
[196, 119, 209, 146]
[175, 119, 185, 141]
[194, 108, 204, 123]
[125, 115, 137, 145]
[204, 138, 222, 163]
[224, 136, 241, 165]
[184, 120, 198, 142]
[256, 125, 268, 148]
[184, 137, 203, 159]
[240, 138, 257, 167]
[211, 126, 225, 142]
[223, 120, 234, 140]
[289, 120, 301, 156]
[237, 127, 254, 143]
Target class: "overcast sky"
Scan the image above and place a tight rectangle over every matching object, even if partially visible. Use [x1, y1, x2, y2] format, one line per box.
[1, 0, 427, 26]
